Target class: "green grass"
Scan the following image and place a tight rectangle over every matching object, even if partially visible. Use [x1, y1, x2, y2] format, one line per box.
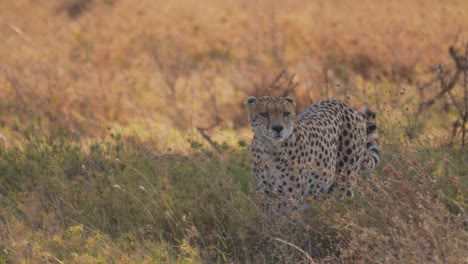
[0, 128, 466, 263]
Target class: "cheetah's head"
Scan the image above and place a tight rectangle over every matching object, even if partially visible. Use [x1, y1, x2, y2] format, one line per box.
[244, 96, 296, 142]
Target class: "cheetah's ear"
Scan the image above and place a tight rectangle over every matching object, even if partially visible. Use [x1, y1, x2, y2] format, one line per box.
[284, 96, 296, 106]
[245, 96, 257, 105]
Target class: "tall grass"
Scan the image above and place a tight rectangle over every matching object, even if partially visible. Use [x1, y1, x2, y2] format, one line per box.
[0, 128, 466, 263]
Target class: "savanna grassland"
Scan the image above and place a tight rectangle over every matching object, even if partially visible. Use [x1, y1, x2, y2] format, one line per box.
[0, 0, 467, 263]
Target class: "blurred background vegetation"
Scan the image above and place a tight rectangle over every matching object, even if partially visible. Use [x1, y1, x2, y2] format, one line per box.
[0, 0, 467, 263]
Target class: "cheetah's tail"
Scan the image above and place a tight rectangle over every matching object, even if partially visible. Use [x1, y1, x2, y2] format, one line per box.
[361, 107, 380, 170]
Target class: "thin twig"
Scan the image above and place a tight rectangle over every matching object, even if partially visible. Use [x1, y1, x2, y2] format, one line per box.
[268, 69, 287, 90]
[8, 24, 32, 42]
[416, 47, 463, 115]
[416, 69, 460, 114]
[272, 237, 318, 264]
[268, 69, 299, 96]
[196, 127, 221, 153]
[462, 44, 468, 145]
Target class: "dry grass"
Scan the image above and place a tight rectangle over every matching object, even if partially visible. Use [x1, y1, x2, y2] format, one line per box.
[2, 0, 468, 143]
[0, 134, 466, 263]
[0, 0, 467, 263]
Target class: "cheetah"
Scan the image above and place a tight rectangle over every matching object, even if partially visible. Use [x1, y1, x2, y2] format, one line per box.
[245, 96, 380, 209]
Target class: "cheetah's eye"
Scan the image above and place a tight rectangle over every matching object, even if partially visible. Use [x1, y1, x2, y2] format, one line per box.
[260, 112, 269, 118]
[284, 112, 291, 117]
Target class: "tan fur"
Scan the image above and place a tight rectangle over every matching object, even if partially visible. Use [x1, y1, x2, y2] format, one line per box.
[245, 96, 380, 210]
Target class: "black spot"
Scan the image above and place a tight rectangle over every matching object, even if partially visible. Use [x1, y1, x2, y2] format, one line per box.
[368, 124, 376, 133]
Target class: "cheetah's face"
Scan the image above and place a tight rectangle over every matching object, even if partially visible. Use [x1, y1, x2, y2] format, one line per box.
[245, 96, 296, 142]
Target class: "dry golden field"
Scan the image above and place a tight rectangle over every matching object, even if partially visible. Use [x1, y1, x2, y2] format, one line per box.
[2, 0, 468, 145]
[0, 0, 467, 263]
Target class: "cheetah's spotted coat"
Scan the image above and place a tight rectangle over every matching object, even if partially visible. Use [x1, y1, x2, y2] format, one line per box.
[245, 96, 380, 209]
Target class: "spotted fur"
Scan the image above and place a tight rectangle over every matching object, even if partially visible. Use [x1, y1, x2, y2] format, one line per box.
[245, 96, 380, 209]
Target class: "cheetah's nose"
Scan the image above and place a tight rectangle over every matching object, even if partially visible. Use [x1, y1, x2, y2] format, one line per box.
[272, 125, 284, 133]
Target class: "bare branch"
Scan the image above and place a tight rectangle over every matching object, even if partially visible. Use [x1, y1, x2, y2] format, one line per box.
[196, 127, 222, 153]
[268, 69, 287, 90]
[267, 69, 299, 96]
[416, 70, 460, 115]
